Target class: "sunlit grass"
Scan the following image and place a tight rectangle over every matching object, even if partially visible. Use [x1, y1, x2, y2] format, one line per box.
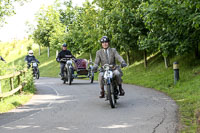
[0, 94, 33, 113]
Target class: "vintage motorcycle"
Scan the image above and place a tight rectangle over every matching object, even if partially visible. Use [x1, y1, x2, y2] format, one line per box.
[102, 64, 120, 108]
[30, 61, 40, 79]
[60, 55, 74, 85]
[60, 56, 94, 85]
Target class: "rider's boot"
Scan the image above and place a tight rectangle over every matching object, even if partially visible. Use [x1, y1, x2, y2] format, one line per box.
[60, 73, 64, 80]
[99, 87, 105, 98]
[119, 84, 125, 96]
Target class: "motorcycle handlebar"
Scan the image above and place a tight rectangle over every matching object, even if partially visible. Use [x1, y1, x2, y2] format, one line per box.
[59, 57, 76, 63]
[99, 64, 120, 72]
[28, 61, 39, 64]
[103, 64, 119, 68]
[60, 58, 70, 61]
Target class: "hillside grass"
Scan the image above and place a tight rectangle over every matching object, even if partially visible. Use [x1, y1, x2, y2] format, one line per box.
[34, 49, 60, 77]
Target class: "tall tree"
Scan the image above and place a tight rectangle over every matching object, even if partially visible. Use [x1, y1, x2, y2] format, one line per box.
[33, 5, 65, 57]
[95, 0, 146, 65]
[64, 1, 100, 58]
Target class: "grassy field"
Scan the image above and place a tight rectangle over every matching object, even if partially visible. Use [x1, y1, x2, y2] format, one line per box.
[34, 48, 60, 77]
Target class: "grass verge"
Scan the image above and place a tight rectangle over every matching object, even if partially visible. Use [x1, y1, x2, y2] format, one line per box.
[0, 94, 34, 113]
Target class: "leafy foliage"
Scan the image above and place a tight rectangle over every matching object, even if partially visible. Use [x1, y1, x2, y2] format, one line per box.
[33, 5, 65, 49]
[31, 0, 200, 63]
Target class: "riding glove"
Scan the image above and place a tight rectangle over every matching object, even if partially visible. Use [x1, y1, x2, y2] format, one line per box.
[121, 62, 127, 68]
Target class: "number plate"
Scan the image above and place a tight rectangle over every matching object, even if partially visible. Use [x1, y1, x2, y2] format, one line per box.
[33, 63, 37, 67]
[104, 70, 113, 79]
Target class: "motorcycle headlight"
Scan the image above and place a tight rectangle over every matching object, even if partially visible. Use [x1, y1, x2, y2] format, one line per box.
[67, 60, 72, 65]
[32, 62, 37, 67]
[105, 66, 110, 71]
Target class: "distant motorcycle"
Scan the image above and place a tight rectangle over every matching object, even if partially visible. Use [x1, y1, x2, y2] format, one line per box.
[102, 64, 120, 108]
[60, 55, 74, 85]
[59, 56, 94, 85]
[30, 61, 40, 79]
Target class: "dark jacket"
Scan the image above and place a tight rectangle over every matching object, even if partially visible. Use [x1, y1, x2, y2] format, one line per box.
[25, 55, 40, 64]
[56, 50, 75, 63]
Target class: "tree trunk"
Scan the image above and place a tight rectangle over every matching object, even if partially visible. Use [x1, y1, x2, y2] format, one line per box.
[47, 47, 50, 58]
[56, 50, 58, 58]
[144, 50, 147, 68]
[89, 53, 92, 62]
[164, 56, 170, 68]
[0, 81, 2, 94]
[126, 51, 130, 66]
[39, 45, 41, 56]
[195, 43, 200, 59]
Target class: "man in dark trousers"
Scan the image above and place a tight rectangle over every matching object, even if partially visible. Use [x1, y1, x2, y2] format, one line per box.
[56, 43, 76, 79]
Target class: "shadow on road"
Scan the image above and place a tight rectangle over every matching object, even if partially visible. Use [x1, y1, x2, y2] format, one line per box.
[67, 82, 98, 86]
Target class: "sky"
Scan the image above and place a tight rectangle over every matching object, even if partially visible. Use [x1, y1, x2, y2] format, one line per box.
[0, 0, 91, 42]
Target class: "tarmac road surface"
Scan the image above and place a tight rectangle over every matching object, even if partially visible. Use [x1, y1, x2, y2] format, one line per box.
[0, 77, 178, 133]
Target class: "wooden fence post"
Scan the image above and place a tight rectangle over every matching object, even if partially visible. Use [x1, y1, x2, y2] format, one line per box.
[0, 70, 27, 98]
[10, 77, 14, 90]
[18, 75, 22, 93]
[0, 81, 1, 94]
[18, 75, 20, 85]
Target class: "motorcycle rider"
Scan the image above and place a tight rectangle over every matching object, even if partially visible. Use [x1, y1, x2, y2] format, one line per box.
[56, 43, 76, 79]
[0, 56, 6, 62]
[93, 36, 127, 98]
[25, 50, 40, 68]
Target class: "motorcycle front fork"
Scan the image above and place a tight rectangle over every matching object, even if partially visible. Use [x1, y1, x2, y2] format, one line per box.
[105, 80, 119, 96]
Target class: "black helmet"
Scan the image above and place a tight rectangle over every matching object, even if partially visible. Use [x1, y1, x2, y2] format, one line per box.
[100, 36, 110, 43]
[62, 43, 67, 47]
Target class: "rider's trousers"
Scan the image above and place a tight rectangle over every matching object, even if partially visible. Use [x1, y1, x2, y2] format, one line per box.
[60, 62, 66, 76]
[98, 68, 123, 89]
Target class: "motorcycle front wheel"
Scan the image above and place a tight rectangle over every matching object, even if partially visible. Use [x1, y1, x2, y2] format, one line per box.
[63, 71, 68, 84]
[107, 84, 115, 108]
[36, 69, 40, 79]
[68, 68, 73, 85]
[90, 71, 94, 83]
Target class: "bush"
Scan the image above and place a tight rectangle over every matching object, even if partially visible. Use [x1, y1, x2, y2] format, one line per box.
[22, 69, 35, 94]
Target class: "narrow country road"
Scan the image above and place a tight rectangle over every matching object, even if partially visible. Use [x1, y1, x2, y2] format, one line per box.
[0, 77, 178, 133]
